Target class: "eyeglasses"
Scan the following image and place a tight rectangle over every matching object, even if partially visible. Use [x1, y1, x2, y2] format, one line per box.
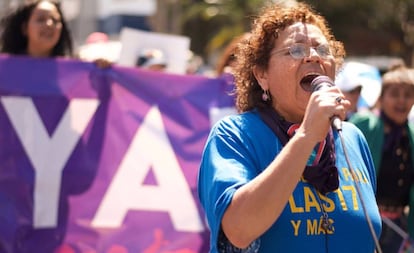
[271, 43, 332, 60]
[35, 17, 62, 27]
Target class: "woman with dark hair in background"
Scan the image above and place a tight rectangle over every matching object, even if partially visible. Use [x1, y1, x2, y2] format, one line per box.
[0, 0, 73, 57]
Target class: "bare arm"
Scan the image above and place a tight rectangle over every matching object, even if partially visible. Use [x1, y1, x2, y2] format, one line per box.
[222, 89, 350, 248]
[221, 129, 316, 248]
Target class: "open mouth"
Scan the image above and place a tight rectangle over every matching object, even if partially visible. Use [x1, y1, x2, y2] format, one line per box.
[300, 74, 320, 92]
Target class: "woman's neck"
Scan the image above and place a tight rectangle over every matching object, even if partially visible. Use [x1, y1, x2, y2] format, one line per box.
[26, 45, 52, 58]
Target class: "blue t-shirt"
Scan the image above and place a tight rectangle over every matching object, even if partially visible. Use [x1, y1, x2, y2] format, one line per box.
[198, 110, 381, 253]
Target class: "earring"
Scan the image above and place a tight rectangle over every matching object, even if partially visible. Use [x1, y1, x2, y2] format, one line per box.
[262, 90, 270, 101]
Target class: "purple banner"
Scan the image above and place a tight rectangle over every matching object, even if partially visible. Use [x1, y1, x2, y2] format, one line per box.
[0, 55, 235, 253]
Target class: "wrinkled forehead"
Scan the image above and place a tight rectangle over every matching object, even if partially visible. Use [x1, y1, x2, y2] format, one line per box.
[276, 22, 328, 46]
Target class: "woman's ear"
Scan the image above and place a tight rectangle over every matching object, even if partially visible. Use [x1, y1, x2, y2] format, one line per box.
[253, 65, 269, 90]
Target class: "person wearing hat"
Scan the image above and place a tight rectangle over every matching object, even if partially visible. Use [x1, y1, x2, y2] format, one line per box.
[335, 61, 381, 120]
[136, 48, 167, 72]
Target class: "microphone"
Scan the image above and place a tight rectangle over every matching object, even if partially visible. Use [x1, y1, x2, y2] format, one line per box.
[311, 77, 382, 253]
[310, 75, 342, 131]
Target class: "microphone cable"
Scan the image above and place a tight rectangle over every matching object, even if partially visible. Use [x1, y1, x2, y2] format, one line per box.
[336, 127, 382, 253]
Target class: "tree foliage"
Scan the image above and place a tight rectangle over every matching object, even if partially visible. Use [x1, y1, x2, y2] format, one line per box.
[306, 0, 414, 65]
[180, 0, 269, 60]
[178, 0, 414, 66]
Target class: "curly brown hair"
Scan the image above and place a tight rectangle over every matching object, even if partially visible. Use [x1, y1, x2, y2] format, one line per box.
[233, 2, 345, 113]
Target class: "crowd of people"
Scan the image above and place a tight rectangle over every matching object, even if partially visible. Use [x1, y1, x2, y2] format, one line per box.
[1, 1, 414, 253]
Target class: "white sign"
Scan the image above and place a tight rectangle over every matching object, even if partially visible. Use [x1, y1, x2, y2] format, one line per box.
[98, 0, 156, 17]
[118, 28, 191, 74]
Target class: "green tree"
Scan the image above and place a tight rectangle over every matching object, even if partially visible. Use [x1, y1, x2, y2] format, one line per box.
[302, 0, 414, 66]
[180, 0, 269, 62]
[177, 0, 414, 66]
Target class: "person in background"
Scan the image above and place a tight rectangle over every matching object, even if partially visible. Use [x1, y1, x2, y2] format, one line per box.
[136, 48, 168, 72]
[0, 0, 110, 69]
[186, 50, 202, 74]
[76, 31, 122, 68]
[335, 61, 382, 120]
[0, 0, 73, 57]
[0, 2, 107, 252]
[350, 65, 414, 253]
[215, 33, 251, 76]
[198, 2, 381, 252]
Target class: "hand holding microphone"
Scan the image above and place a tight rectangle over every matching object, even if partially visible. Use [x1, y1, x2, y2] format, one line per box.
[310, 75, 348, 131]
[311, 76, 382, 252]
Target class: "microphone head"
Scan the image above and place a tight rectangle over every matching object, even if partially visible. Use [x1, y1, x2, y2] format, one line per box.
[310, 75, 334, 92]
[310, 75, 343, 131]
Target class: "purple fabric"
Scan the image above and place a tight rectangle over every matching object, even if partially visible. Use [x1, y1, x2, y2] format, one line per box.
[0, 55, 235, 253]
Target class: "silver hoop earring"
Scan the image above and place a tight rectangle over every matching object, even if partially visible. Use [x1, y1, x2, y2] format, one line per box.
[262, 90, 270, 101]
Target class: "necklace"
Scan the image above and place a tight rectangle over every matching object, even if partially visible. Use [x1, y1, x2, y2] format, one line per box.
[315, 190, 334, 253]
